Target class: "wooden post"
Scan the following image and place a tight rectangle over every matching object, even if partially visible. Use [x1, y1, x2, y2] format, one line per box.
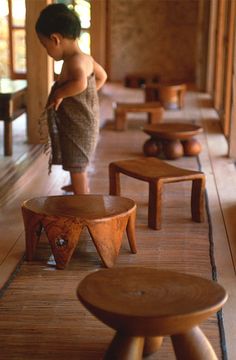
[25, 0, 53, 144]
[228, 6, 236, 158]
[90, 0, 107, 69]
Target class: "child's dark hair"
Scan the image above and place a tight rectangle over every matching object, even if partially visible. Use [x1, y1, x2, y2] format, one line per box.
[35, 3, 81, 39]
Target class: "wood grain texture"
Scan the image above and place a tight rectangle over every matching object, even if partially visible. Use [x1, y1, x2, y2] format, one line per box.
[0, 83, 226, 359]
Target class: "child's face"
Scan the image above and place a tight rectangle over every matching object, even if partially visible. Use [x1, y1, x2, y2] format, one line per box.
[37, 33, 63, 61]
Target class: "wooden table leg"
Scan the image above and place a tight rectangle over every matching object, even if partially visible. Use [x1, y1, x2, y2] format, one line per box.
[4, 121, 12, 156]
[104, 333, 144, 360]
[171, 326, 218, 360]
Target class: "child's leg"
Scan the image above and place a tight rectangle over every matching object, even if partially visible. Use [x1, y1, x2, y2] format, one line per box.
[70, 171, 89, 194]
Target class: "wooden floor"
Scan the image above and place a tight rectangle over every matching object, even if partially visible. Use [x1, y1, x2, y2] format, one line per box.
[0, 83, 235, 359]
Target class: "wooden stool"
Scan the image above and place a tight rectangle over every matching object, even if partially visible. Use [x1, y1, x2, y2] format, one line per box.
[109, 157, 205, 230]
[143, 123, 203, 159]
[124, 73, 159, 88]
[144, 83, 187, 109]
[21, 195, 137, 269]
[113, 102, 164, 131]
[77, 267, 228, 360]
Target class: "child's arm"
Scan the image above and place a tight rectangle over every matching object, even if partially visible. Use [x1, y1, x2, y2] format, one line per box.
[93, 60, 107, 91]
[49, 68, 87, 110]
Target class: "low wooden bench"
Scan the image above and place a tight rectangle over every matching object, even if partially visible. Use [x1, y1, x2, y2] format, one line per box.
[109, 157, 205, 230]
[113, 102, 164, 131]
[144, 83, 187, 109]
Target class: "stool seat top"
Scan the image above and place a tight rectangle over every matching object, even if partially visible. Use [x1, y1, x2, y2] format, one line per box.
[22, 195, 136, 220]
[77, 267, 227, 335]
[144, 82, 187, 89]
[143, 122, 203, 140]
[110, 157, 203, 181]
[113, 101, 162, 110]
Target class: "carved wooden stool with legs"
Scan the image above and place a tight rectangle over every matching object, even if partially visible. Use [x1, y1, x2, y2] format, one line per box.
[77, 267, 228, 360]
[109, 157, 205, 230]
[21, 195, 137, 269]
[113, 102, 164, 131]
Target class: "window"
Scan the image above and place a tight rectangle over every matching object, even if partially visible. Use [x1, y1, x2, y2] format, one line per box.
[0, 0, 10, 78]
[54, 0, 91, 74]
[0, 0, 91, 78]
[0, 0, 26, 79]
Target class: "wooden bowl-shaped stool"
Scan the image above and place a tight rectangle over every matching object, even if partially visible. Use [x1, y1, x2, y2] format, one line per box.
[77, 267, 228, 360]
[21, 195, 137, 269]
[109, 157, 205, 230]
[143, 123, 203, 160]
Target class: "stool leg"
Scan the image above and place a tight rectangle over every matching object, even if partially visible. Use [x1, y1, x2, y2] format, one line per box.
[21, 207, 43, 260]
[143, 336, 163, 356]
[109, 165, 121, 195]
[115, 110, 126, 131]
[104, 332, 144, 360]
[126, 207, 137, 253]
[178, 89, 185, 109]
[191, 176, 205, 223]
[88, 216, 128, 267]
[43, 217, 82, 269]
[171, 326, 218, 360]
[149, 111, 162, 125]
[148, 181, 162, 230]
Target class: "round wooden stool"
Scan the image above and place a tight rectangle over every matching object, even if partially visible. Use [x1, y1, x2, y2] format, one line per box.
[21, 195, 137, 269]
[143, 122, 203, 159]
[77, 267, 228, 360]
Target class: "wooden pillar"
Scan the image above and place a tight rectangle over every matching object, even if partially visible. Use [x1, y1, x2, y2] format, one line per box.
[222, 0, 236, 137]
[90, 0, 107, 69]
[25, 0, 53, 144]
[195, 0, 210, 91]
[213, 0, 226, 111]
[228, 7, 236, 159]
[206, 0, 218, 96]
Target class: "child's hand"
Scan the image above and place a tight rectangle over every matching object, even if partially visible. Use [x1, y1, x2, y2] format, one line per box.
[53, 97, 63, 111]
[47, 96, 63, 111]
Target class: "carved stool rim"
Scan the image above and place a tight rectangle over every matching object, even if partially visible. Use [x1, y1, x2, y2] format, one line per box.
[22, 194, 136, 220]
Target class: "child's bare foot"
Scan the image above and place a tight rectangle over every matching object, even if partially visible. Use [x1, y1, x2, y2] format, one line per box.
[61, 184, 73, 192]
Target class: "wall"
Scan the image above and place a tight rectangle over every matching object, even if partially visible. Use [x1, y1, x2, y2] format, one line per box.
[107, 0, 199, 83]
